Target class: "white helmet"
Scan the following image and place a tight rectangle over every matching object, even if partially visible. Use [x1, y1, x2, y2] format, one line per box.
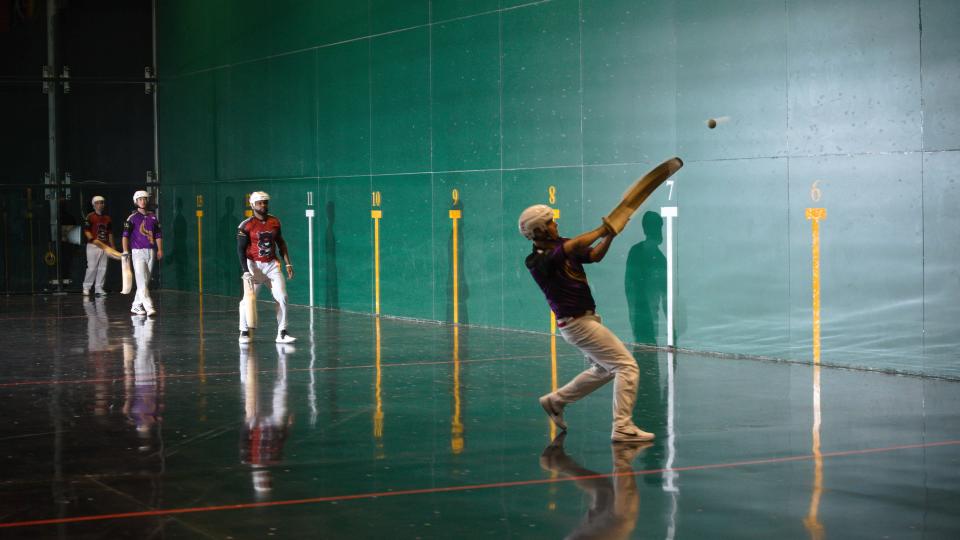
[249, 191, 270, 205]
[91, 195, 105, 204]
[132, 190, 149, 203]
[518, 204, 554, 240]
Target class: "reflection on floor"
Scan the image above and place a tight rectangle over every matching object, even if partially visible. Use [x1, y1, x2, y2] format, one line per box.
[1, 292, 958, 538]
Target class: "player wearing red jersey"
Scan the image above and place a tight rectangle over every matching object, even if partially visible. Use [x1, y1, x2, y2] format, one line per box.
[82, 195, 115, 296]
[237, 192, 296, 344]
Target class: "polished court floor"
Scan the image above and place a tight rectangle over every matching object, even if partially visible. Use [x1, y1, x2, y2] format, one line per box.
[1, 292, 958, 538]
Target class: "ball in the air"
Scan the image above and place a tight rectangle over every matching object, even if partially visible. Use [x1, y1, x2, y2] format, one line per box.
[707, 118, 717, 129]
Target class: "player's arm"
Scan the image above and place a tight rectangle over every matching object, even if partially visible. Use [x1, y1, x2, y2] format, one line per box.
[276, 227, 291, 265]
[276, 226, 294, 279]
[82, 214, 95, 242]
[587, 233, 615, 263]
[562, 224, 614, 262]
[154, 219, 163, 260]
[121, 216, 132, 253]
[237, 226, 251, 275]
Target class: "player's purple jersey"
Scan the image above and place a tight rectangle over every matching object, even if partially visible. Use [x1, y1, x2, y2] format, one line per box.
[525, 238, 596, 319]
[123, 211, 162, 249]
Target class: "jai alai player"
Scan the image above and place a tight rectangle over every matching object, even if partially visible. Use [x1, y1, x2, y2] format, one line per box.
[237, 191, 296, 344]
[82, 195, 115, 296]
[123, 190, 163, 316]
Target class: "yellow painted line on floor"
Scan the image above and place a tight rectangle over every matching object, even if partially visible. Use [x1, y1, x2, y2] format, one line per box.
[805, 362, 824, 540]
[374, 317, 384, 456]
[451, 325, 463, 454]
[805, 207, 827, 539]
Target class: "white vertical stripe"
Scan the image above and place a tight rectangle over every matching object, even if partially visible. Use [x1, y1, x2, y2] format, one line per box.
[306, 207, 315, 307]
[661, 206, 678, 347]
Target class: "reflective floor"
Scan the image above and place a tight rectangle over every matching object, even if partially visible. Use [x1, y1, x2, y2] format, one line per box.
[1, 292, 958, 539]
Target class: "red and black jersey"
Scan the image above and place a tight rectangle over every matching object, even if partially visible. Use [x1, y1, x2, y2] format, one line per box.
[237, 215, 284, 263]
[83, 212, 112, 243]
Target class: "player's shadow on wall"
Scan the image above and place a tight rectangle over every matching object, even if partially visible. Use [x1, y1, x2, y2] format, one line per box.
[171, 197, 188, 287]
[625, 211, 668, 462]
[219, 196, 240, 296]
[324, 201, 339, 309]
[625, 211, 667, 346]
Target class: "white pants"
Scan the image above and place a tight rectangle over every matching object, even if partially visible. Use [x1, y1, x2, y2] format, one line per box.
[556, 314, 640, 429]
[132, 248, 156, 311]
[83, 244, 108, 293]
[239, 259, 288, 333]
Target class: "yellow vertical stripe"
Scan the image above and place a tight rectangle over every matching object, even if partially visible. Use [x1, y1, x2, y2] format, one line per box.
[805, 208, 826, 364]
[452, 216, 458, 324]
[373, 214, 381, 315]
[196, 209, 203, 295]
[804, 207, 826, 540]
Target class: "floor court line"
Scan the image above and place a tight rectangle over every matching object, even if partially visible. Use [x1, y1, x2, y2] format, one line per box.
[3, 439, 957, 530]
[0, 352, 582, 388]
[0, 308, 240, 322]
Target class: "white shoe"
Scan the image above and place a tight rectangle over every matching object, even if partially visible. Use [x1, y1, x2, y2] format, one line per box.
[539, 393, 567, 431]
[81, 289, 90, 296]
[239, 331, 251, 343]
[275, 330, 296, 343]
[145, 308, 157, 317]
[611, 424, 655, 443]
[131, 305, 146, 315]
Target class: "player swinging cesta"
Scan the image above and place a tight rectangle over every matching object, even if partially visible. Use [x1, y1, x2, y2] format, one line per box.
[520, 205, 655, 443]
[519, 156, 683, 443]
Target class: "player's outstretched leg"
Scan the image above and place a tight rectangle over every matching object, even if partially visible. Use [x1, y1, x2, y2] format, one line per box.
[541, 364, 612, 431]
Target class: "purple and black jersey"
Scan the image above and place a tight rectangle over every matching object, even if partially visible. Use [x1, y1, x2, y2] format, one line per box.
[525, 238, 596, 319]
[123, 211, 162, 249]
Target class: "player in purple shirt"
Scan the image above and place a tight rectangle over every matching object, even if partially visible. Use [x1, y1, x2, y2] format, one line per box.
[519, 204, 654, 443]
[122, 190, 163, 316]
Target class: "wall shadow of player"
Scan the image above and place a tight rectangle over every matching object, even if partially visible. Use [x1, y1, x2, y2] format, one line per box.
[220, 196, 241, 296]
[540, 432, 651, 539]
[625, 211, 668, 346]
[171, 197, 188, 287]
[50, 196, 80, 289]
[324, 201, 339, 309]
[625, 211, 670, 482]
[444, 200, 469, 325]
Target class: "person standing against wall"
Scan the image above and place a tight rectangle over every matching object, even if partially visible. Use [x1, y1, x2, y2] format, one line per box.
[123, 190, 162, 316]
[82, 195, 115, 297]
[237, 191, 296, 344]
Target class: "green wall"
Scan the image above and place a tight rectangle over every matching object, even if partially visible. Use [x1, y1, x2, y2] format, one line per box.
[157, 0, 960, 378]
